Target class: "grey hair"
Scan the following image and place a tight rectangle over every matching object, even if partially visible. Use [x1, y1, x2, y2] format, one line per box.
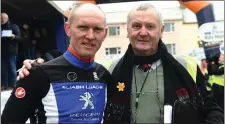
[127, 3, 164, 25]
[68, 3, 106, 26]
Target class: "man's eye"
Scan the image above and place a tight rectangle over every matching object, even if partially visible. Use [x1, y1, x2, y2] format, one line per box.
[147, 25, 154, 29]
[94, 27, 104, 32]
[133, 24, 141, 29]
[79, 26, 88, 30]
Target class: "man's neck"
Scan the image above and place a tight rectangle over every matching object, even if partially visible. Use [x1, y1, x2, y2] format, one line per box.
[68, 46, 94, 63]
[133, 48, 157, 56]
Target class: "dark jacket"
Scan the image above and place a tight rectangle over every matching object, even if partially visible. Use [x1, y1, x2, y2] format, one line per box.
[1, 21, 22, 57]
[104, 41, 224, 124]
[208, 63, 224, 75]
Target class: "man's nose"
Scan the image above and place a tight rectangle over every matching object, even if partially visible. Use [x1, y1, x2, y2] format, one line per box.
[86, 29, 95, 40]
[139, 26, 148, 36]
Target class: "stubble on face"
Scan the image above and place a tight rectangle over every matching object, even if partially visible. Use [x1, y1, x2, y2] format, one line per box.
[127, 8, 163, 56]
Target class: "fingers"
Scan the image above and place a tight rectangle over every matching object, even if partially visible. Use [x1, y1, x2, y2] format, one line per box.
[16, 58, 44, 81]
[18, 69, 25, 79]
[36, 58, 44, 64]
[23, 59, 34, 70]
[16, 66, 30, 81]
[16, 76, 20, 81]
[17, 59, 35, 81]
[22, 67, 30, 76]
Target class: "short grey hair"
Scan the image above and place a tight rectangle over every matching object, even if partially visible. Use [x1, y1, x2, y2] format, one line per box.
[127, 3, 164, 25]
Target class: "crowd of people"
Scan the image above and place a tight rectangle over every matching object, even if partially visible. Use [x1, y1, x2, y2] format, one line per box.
[200, 53, 224, 110]
[1, 3, 224, 124]
[1, 13, 21, 90]
[1, 13, 60, 90]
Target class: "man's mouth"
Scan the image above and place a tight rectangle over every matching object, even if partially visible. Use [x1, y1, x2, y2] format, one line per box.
[82, 43, 94, 48]
[137, 39, 149, 42]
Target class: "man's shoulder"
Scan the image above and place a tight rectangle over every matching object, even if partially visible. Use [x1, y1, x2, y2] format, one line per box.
[41, 55, 66, 66]
[11, 23, 19, 27]
[23, 65, 48, 80]
[174, 55, 197, 65]
[38, 55, 70, 75]
[94, 62, 111, 76]
[10, 23, 19, 30]
[108, 59, 121, 74]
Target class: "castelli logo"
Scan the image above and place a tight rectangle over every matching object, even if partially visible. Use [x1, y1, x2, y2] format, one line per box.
[15, 87, 26, 98]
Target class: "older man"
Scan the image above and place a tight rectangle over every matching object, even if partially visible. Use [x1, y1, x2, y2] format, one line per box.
[103, 3, 223, 124]
[1, 13, 21, 90]
[16, 3, 223, 124]
[2, 4, 110, 124]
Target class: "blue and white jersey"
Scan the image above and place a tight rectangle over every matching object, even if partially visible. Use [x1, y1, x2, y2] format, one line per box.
[2, 50, 111, 124]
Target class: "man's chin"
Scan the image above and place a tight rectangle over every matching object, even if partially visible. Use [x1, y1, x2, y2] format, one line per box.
[135, 46, 151, 52]
[134, 47, 154, 56]
[81, 52, 95, 59]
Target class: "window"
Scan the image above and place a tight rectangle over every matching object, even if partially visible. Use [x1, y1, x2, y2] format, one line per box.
[105, 47, 121, 55]
[108, 26, 120, 36]
[166, 44, 176, 55]
[164, 23, 175, 32]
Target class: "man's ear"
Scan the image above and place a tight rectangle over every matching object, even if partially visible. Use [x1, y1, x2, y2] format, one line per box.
[127, 27, 129, 38]
[64, 22, 71, 37]
[102, 27, 108, 41]
[160, 24, 164, 38]
[104, 27, 108, 38]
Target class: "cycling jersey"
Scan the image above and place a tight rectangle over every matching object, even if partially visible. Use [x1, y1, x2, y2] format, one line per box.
[2, 49, 111, 124]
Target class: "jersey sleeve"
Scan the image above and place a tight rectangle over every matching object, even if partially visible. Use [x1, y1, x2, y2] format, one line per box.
[1, 66, 49, 123]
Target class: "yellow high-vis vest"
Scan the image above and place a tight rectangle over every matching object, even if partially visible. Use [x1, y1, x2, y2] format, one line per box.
[174, 55, 197, 83]
[207, 64, 224, 91]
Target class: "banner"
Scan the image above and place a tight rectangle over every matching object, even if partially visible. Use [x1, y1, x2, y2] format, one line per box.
[199, 22, 224, 57]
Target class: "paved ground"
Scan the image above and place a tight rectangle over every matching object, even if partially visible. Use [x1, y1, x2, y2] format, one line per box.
[1, 90, 12, 113]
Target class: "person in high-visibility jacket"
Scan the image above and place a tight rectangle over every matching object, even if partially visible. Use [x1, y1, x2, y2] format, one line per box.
[207, 53, 224, 109]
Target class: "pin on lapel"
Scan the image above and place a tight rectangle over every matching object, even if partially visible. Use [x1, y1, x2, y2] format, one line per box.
[117, 82, 125, 91]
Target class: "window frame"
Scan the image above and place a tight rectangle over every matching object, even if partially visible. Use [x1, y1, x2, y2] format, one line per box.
[108, 26, 120, 36]
[164, 22, 175, 32]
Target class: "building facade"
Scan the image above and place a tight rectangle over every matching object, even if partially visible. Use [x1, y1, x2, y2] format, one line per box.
[95, 3, 224, 60]
[95, 7, 200, 60]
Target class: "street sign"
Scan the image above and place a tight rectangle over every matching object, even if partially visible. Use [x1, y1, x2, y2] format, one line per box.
[199, 21, 224, 58]
[199, 22, 224, 43]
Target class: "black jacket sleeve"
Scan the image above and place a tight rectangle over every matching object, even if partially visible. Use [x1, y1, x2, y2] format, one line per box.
[1, 66, 49, 123]
[12, 24, 22, 41]
[196, 66, 224, 124]
[208, 63, 224, 75]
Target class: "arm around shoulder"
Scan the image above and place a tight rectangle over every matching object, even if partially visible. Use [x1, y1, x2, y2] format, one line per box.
[1, 66, 49, 123]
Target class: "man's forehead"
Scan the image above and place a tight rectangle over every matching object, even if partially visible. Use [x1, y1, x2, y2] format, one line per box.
[129, 10, 160, 23]
[130, 8, 159, 17]
[73, 14, 105, 27]
[75, 4, 104, 17]
[73, 6, 105, 21]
